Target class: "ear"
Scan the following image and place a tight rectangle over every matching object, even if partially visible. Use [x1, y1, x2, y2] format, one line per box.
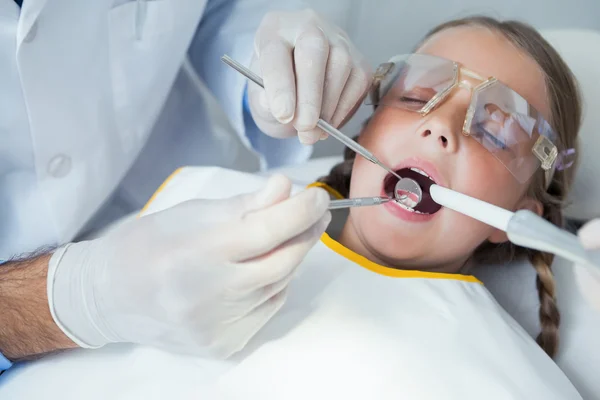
[487, 197, 543, 244]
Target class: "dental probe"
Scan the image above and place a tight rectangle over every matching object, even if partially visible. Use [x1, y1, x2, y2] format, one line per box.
[428, 184, 600, 271]
[328, 196, 391, 210]
[221, 55, 402, 181]
[327, 178, 422, 209]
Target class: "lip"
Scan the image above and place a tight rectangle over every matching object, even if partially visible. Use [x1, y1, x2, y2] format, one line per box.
[381, 197, 437, 222]
[380, 157, 448, 222]
[389, 157, 447, 188]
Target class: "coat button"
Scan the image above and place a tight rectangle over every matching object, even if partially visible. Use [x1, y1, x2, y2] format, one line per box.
[23, 21, 38, 43]
[47, 155, 72, 178]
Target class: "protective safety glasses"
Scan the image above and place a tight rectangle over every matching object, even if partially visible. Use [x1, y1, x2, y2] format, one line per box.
[366, 54, 575, 185]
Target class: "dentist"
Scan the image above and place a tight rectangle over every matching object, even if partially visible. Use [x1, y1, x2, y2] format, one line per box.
[0, 1, 371, 370]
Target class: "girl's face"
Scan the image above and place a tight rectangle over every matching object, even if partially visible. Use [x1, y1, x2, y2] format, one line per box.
[341, 27, 549, 272]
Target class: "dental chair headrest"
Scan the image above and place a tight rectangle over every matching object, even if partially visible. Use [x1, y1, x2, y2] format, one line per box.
[541, 29, 600, 221]
[485, 29, 600, 400]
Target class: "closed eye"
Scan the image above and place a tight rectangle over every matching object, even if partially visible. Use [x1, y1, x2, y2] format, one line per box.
[399, 96, 428, 105]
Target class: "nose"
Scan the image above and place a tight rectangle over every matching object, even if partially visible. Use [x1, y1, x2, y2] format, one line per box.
[418, 116, 460, 153]
[417, 87, 471, 153]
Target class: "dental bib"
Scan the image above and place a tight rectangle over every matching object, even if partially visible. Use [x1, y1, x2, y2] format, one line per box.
[0, 167, 581, 399]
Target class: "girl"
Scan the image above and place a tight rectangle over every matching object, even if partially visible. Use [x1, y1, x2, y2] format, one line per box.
[319, 15, 581, 359]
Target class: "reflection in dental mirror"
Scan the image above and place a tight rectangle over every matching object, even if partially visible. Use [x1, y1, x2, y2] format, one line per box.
[394, 178, 422, 207]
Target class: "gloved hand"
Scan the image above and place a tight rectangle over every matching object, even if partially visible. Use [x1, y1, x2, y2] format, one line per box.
[47, 175, 331, 358]
[248, 9, 372, 145]
[575, 218, 600, 310]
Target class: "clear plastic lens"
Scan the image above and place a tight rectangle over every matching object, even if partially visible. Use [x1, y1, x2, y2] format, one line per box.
[368, 54, 456, 113]
[466, 82, 549, 182]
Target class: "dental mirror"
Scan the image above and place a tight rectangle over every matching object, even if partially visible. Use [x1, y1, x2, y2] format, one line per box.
[394, 178, 422, 208]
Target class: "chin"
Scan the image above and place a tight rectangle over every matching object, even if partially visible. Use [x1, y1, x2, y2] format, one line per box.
[354, 218, 430, 265]
[350, 211, 469, 271]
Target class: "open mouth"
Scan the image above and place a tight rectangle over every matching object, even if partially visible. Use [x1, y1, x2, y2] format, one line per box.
[383, 167, 442, 214]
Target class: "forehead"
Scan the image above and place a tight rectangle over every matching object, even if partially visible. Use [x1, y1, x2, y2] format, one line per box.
[417, 26, 550, 119]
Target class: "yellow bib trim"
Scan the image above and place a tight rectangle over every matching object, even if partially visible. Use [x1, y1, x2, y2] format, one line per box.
[139, 167, 185, 217]
[320, 233, 482, 283]
[307, 181, 345, 200]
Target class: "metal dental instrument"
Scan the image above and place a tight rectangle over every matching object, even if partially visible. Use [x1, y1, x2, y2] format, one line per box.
[427, 184, 600, 271]
[326, 177, 421, 210]
[395, 178, 422, 206]
[221, 54, 402, 181]
[328, 196, 391, 210]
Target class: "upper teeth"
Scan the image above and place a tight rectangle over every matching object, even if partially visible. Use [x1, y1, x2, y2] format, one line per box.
[410, 167, 430, 178]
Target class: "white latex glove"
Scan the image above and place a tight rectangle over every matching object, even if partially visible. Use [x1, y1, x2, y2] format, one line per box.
[575, 218, 600, 310]
[248, 9, 372, 145]
[47, 175, 331, 358]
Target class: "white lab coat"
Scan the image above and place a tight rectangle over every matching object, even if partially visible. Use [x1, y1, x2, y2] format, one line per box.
[0, 0, 311, 260]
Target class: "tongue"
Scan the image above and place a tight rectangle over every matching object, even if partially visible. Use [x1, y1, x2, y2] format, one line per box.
[384, 169, 442, 214]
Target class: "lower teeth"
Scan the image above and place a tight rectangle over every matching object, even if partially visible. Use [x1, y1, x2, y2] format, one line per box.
[394, 200, 425, 214]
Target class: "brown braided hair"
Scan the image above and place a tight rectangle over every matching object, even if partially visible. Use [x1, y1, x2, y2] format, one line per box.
[319, 16, 581, 358]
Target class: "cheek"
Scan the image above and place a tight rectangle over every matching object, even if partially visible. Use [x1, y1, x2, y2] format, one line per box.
[358, 121, 392, 155]
[349, 157, 383, 198]
[435, 143, 527, 251]
[455, 142, 527, 208]
[358, 108, 420, 155]
[440, 210, 493, 249]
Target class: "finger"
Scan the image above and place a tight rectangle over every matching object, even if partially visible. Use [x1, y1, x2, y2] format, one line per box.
[193, 174, 293, 224]
[235, 174, 293, 215]
[307, 38, 353, 142]
[579, 219, 600, 249]
[235, 210, 331, 294]
[247, 55, 299, 139]
[238, 269, 296, 315]
[167, 175, 292, 229]
[256, 36, 296, 124]
[246, 56, 279, 125]
[224, 188, 331, 262]
[223, 289, 289, 358]
[329, 60, 372, 129]
[293, 25, 330, 145]
[320, 38, 353, 124]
